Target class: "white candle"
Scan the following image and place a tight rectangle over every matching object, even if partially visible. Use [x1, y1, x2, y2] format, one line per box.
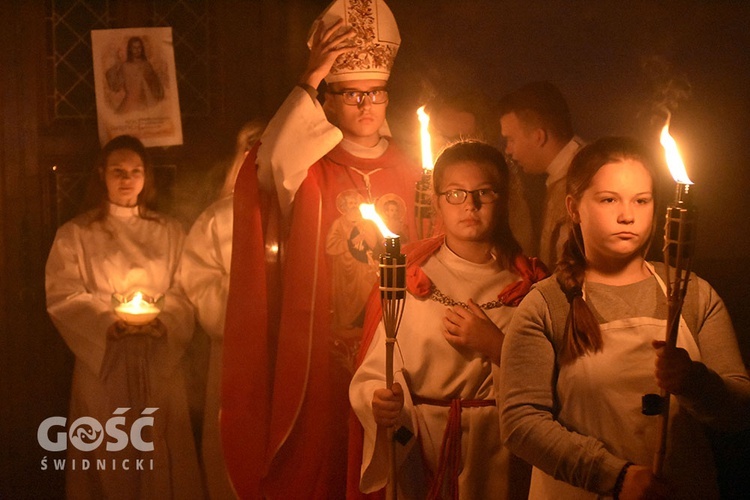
[114, 291, 162, 325]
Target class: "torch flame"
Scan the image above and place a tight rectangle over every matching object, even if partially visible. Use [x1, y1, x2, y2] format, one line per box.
[359, 203, 398, 238]
[417, 106, 434, 172]
[660, 122, 693, 185]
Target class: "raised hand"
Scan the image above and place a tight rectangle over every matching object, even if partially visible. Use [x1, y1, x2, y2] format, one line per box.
[300, 18, 356, 89]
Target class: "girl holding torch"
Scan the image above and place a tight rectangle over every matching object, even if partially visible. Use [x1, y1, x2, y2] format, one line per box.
[499, 137, 750, 499]
[349, 140, 548, 499]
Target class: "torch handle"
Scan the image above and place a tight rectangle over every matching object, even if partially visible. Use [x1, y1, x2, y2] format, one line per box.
[653, 199, 695, 477]
[385, 337, 397, 498]
[652, 392, 671, 477]
[386, 339, 394, 389]
[653, 293, 685, 477]
[379, 241, 406, 500]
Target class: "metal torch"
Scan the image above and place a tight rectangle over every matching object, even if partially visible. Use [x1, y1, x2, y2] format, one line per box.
[643, 120, 696, 477]
[379, 236, 406, 498]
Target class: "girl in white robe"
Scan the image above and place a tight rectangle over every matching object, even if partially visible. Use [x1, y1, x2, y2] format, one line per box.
[46, 135, 203, 499]
[349, 140, 548, 499]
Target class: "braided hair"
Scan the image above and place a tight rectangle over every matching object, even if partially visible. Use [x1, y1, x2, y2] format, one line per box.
[556, 136, 660, 364]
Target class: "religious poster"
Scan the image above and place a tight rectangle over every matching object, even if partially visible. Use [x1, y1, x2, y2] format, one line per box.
[91, 27, 183, 147]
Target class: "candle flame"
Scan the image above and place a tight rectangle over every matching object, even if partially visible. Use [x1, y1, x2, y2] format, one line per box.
[417, 106, 434, 171]
[112, 290, 163, 324]
[359, 203, 398, 238]
[116, 291, 160, 313]
[660, 122, 693, 185]
[118, 291, 159, 314]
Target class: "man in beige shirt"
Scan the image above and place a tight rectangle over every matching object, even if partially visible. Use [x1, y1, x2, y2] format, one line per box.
[499, 81, 584, 268]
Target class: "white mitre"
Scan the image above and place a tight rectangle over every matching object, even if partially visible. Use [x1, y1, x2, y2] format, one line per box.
[308, 0, 401, 83]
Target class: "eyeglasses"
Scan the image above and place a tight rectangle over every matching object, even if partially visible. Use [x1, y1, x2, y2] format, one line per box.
[438, 189, 499, 205]
[327, 89, 389, 105]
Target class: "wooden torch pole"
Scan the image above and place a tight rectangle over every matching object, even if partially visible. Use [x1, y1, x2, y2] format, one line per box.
[380, 236, 406, 498]
[652, 182, 695, 477]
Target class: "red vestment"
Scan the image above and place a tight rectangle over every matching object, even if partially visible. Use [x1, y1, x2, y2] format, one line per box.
[222, 140, 421, 499]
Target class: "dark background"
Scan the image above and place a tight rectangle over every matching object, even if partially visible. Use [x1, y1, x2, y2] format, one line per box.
[2, 1, 749, 498]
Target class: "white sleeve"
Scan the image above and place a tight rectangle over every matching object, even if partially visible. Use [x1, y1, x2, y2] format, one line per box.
[156, 222, 196, 375]
[178, 198, 233, 339]
[45, 223, 117, 376]
[349, 323, 417, 494]
[256, 86, 343, 215]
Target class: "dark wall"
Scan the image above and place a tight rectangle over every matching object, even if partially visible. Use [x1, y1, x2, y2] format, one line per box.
[385, 0, 750, 357]
[2, 1, 749, 498]
[389, 1, 750, 260]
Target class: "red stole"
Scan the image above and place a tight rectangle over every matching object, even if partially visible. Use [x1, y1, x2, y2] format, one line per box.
[220, 143, 271, 499]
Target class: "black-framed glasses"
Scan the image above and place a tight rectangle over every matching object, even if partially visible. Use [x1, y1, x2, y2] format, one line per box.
[438, 188, 499, 205]
[327, 89, 389, 105]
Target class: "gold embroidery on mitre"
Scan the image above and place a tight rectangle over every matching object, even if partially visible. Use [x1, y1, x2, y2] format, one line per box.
[309, 0, 401, 82]
[332, 0, 398, 76]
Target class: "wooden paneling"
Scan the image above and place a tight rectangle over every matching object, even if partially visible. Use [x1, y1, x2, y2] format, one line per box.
[1, 2, 72, 497]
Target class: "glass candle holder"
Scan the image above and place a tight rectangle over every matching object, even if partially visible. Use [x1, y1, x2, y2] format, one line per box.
[111, 290, 165, 325]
